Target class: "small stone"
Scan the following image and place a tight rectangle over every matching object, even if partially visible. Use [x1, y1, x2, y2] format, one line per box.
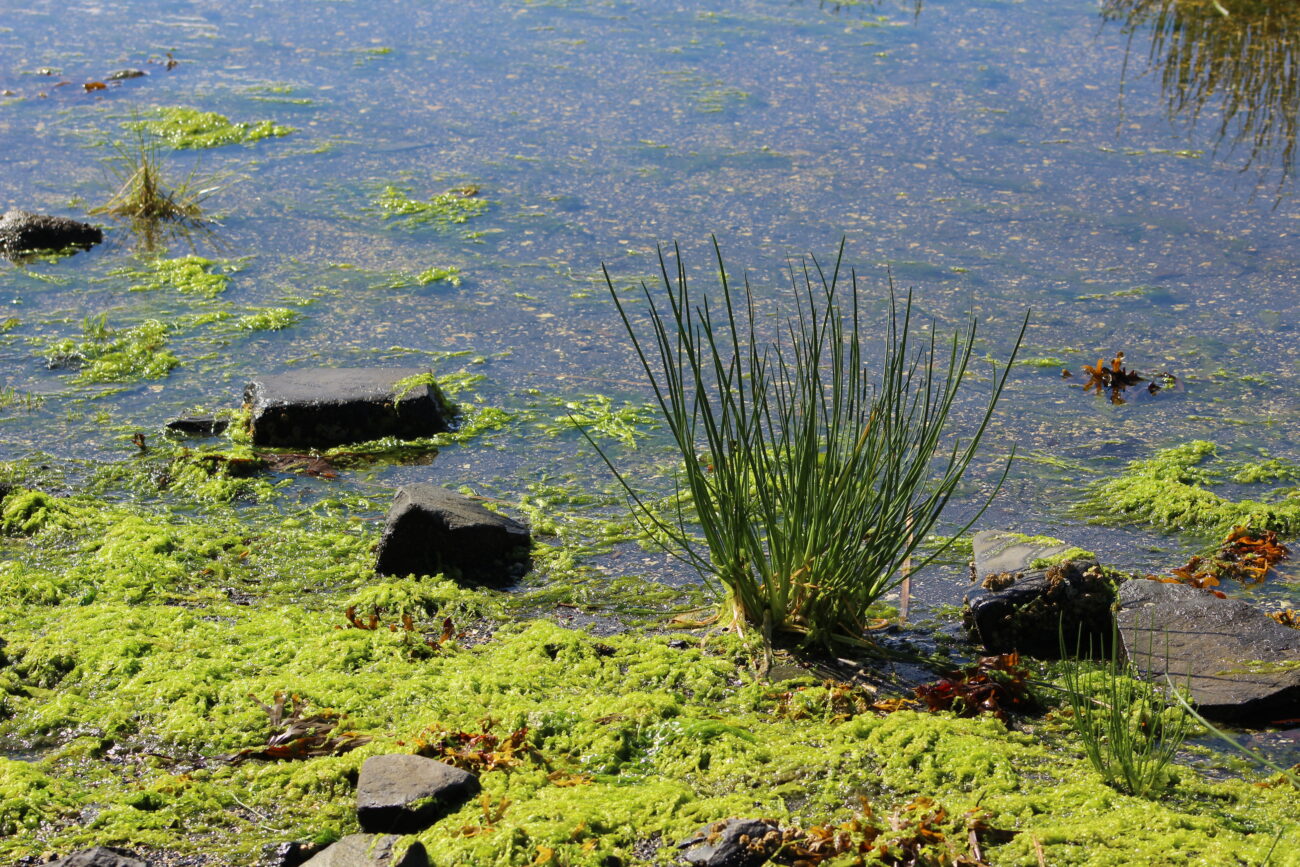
[356, 754, 480, 834]
[267, 841, 327, 867]
[375, 484, 530, 584]
[105, 69, 147, 80]
[678, 818, 780, 867]
[1118, 579, 1300, 722]
[300, 835, 427, 867]
[164, 416, 229, 437]
[43, 847, 150, 867]
[0, 209, 102, 257]
[244, 368, 451, 448]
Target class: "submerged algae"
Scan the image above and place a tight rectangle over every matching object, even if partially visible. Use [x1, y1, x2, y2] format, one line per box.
[1085, 440, 1300, 539]
[129, 106, 294, 149]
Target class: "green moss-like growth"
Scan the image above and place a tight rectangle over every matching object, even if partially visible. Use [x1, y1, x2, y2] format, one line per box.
[231, 306, 300, 331]
[1085, 440, 1300, 538]
[376, 185, 488, 227]
[42, 315, 179, 384]
[1029, 547, 1098, 569]
[127, 255, 230, 298]
[128, 106, 294, 149]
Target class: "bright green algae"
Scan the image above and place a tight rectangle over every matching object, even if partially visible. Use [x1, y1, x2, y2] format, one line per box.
[1084, 440, 1300, 539]
[0, 487, 1297, 865]
[128, 107, 294, 149]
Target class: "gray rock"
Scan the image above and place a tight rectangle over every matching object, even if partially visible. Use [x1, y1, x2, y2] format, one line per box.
[1118, 579, 1300, 722]
[300, 835, 427, 867]
[375, 484, 530, 584]
[43, 848, 149, 867]
[678, 818, 780, 867]
[965, 532, 1114, 658]
[0, 209, 102, 257]
[972, 529, 1075, 577]
[105, 69, 147, 80]
[244, 368, 451, 448]
[0, 481, 11, 504]
[356, 754, 480, 834]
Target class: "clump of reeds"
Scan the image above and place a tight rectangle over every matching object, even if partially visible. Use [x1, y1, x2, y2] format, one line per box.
[592, 239, 1025, 648]
[1058, 622, 1192, 798]
[92, 128, 223, 226]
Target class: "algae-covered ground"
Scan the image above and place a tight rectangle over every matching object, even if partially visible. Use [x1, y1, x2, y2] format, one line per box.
[1, 464, 1298, 865]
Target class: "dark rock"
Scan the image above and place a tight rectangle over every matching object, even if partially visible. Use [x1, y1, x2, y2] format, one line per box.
[164, 416, 229, 437]
[1117, 579, 1300, 722]
[677, 818, 781, 867]
[0, 209, 103, 257]
[375, 484, 530, 584]
[299, 835, 427, 867]
[244, 368, 451, 448]
[965, 531, 1114, 658]
[0, 481, 11, 504]
[105, 69, 147, 80]
[267, 841, 327, 867]
[43, 847, 149, 867]
[356, 754, 480, 834]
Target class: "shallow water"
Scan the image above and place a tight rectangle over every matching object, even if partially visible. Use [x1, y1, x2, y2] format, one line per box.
[1, 0, 1297, 611]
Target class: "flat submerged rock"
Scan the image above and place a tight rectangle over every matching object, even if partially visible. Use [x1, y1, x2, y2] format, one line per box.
[1118, 579, 1300, 722]
[244, 368, 451, 448]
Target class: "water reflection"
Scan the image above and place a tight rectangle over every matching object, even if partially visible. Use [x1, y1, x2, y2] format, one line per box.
[1104, 0, 1299, 186]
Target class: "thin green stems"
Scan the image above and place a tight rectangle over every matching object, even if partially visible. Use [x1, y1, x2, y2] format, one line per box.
[591, 239, 1025, 647]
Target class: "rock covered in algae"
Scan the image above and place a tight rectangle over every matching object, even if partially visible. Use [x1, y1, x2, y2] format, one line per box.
[300, 834, 427, 867]
[244, 368, 451, 448]
[375, 483, 531, 584]
[42, 847, 149, 867]
[964, 530, 1113, 658]
[678, 818, 781, 867]
[355, 754, 480, 834]
[1118, 579, 1300, 722]
[0, 209, 102, 257]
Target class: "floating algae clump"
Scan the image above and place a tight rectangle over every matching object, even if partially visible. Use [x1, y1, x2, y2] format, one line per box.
[376, 185, 488, 227]
[42, 315, 179, 384]
[128, 106, 294, 149]
[126, 255, 230, 297]
[1085, 440, 1300, 539]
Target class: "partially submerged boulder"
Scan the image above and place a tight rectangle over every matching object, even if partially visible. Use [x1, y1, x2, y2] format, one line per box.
[0, 209, 102, 257]
[42, 847, 149, 867]
[678, 818, 781, 867]
[1117, 579, 1300, 722]
[356, 754, 480, 834]
[375, 484, 531, 584]
[244, 368, 451, 448]
[964, 530, 1114, 657]
[300, 834, 427, 867]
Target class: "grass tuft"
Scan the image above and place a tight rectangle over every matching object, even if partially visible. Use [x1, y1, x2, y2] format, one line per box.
[591, 239, 1025, 648]
[1057, 623, 1192, 798]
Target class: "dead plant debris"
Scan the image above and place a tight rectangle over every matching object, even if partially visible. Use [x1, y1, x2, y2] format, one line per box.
[1162, 526, 1290, 590]
[912, 653, 1036, 722]
[220, 692, 370, 764]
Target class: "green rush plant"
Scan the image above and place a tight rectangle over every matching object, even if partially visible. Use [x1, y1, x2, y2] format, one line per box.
[590, 239, 1026, 648]
[1058, 621, 1192, 798]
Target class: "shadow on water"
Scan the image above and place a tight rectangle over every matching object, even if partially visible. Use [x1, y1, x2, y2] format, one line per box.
[1103, 0, 1299, 190]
